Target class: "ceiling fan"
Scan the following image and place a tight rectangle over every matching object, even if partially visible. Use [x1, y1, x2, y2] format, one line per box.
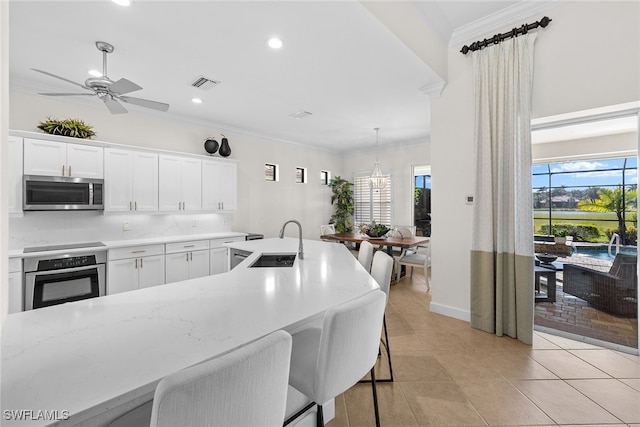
[32, 41, 169, 114]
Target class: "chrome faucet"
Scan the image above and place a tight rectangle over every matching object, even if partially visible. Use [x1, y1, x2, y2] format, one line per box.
[279, 220, 304, 260]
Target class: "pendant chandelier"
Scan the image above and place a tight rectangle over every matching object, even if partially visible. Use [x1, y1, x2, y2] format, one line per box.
[369, 127, 387, 190]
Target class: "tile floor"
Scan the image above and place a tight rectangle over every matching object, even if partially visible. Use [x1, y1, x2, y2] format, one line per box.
[329, 272, 640, 427]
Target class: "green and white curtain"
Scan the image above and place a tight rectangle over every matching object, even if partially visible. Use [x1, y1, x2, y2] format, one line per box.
[470, 33, 537, 344]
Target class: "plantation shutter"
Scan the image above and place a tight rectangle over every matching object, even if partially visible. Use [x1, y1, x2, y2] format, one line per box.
[353, 172, 392, 227]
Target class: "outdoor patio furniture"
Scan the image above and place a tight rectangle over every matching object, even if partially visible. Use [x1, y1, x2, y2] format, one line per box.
[563, 253, 637, 317]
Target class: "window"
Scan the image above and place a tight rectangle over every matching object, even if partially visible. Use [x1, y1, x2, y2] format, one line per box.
[265, 163, 279, 181]
[353, 172, 392, 227]
[320, 170, 330, 186]
[414, 172, 431, 237]
[296, 167, 307, 184]
[533, 157, 638, 244]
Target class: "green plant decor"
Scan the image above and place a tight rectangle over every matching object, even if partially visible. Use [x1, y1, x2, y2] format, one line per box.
[329, 176, 354, 233]
[37, 117, 96, 139]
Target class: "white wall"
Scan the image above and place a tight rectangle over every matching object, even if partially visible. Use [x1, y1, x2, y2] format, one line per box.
[1, 1, 10, 328]
[532, 132, 637, 163]
[9, 91, 344, 243]
[430, 1, 640, 320]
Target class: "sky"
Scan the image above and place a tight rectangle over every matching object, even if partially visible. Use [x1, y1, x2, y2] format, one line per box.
[533, 157, 637, 190]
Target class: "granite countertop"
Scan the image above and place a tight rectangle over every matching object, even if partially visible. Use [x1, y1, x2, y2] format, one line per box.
[1, 238, 378, 426]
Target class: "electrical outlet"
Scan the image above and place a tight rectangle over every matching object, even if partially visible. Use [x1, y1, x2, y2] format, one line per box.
[192, 219, 198, 227]
[123, 222, 130, 231]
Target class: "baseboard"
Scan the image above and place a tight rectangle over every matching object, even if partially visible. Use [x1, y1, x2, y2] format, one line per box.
[429, 302, 471, 322]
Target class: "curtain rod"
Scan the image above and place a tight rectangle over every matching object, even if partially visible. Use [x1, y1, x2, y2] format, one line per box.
[460, 16, 552, 55]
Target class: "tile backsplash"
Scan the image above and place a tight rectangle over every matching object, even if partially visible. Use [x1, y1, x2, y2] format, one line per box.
[9, 211, 231, 249]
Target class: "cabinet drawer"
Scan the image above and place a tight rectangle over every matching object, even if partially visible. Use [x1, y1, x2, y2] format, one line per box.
[165, 240, 209, 254]
[109, 244, 165, 261]
[9, 257, 22, 273]
[209, 236, 245, 248]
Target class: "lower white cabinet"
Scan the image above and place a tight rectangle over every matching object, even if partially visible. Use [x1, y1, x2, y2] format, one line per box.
[165, 240, 210, 284]
[8, 258, 23, 313]
[108, 245, 165, 294]
[209, 237, 245, 275]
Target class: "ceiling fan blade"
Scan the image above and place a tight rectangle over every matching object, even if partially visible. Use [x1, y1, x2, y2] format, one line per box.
[31, 68, 90, 91]
[108, 78, 142, 95]
[119, 96, 169, 112]
[38, 92, 95, 96]
[103, 97, 128, 114]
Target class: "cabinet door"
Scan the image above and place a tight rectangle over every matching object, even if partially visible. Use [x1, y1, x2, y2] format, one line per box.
[138, 255, 165, 288]
[181, 158, 202, 211]
[66, 144, 104, 178]
[158, 155, 182, 211]
[219, 162, 237, 211]
[201, 160, 221, 211]
[8, 271, 22, 313]
[23, 138, 66, 176]
[189, 249, 210, 279]
[210, 247, 228, 275]
[132, 152, 158, 212]
[165, 252, 190, 284]
[108, 258, 139, 294]
[8, 137, 23, 213]
[104, 149, 133, 212]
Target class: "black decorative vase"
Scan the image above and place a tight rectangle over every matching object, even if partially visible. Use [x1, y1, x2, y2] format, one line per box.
[204, 138, 219, 155]
[219, 135, 231, 157]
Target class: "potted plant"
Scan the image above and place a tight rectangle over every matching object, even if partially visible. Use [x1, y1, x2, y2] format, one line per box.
[329, 176, 354, 233]
[553, 228, 568, 244]
[37, 117, 96, 139]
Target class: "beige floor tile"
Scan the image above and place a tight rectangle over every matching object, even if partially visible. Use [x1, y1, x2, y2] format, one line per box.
[400, 381, 487, 426]
[413, 328, 474, 352]
[512, 379, 622, 425]
[567, 379, 640, 424]
[328, 393, 349, 427]
[528, 350, 611, 379]
[391, 351, 452, 382]
[457, 380, 554, 426]
[532, 332, 562, 349]
[477, 350, 558, 380]
[343, 382, 418, 427]
[558, 425, 628, 427]
[385, 311, 413, 332]
[536, 333, 603, 350]
[431, 350, 505, 381]
[569, 349, 640, 378]
[455, 328, 532, 353]
[620, 378, 640, 392]
[388, 329, 429, 352]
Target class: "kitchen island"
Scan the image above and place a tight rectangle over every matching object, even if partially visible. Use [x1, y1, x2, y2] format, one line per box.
[1, 238, 378, 427]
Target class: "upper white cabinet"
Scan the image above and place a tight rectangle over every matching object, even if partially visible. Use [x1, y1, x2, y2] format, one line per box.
[158, 155, 202, 212]
[104, 148, 158, 212]
[24, 138, 103, 178]
[202, 160, 237, 211]
[8, 136, 23, 213]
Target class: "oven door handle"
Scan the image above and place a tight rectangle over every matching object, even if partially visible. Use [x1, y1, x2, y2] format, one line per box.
[26, 264, 105, 276]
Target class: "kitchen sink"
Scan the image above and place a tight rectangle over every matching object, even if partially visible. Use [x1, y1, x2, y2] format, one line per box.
[249, 253, 297, 268]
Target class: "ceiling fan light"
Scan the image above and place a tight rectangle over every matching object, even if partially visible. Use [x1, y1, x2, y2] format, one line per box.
[88, 69, 102, 77]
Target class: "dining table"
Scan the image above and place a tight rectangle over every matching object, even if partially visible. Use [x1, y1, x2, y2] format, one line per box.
[320, 232, 430, 256]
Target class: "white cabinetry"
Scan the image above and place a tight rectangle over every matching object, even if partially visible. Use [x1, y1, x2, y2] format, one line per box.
[158, 155, 202, 212]
[8, 258, 23, 313]
[165, 240, 209, 284]
[8, 136, 23, 213]
[24, 138, 103, 178]
[202, 160, 237, 211]
[209, 236, 245, 275]
[108, 244, 165, 294]
[104, 148, 158, 212]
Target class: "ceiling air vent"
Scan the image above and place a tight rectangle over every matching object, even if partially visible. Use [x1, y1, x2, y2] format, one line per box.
[191, 76, 220, 90]
[289, 110, 313, 119]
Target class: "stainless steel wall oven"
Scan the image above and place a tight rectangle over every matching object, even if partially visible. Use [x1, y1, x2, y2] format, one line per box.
[23, 243, 106, 311]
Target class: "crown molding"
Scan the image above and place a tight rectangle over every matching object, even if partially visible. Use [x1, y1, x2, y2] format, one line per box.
[419, 81, 446, 100]
[450, 0, 558, 49]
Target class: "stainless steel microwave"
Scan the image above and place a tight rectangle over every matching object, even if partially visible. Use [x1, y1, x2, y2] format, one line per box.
[23, 175, 104, 211]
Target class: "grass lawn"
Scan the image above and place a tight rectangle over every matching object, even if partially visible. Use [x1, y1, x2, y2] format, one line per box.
[533, 211, 635, 242]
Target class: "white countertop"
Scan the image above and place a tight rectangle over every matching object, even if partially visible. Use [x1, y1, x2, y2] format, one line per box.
[1, 238, 378, 426]
[9, 232, 248, 259]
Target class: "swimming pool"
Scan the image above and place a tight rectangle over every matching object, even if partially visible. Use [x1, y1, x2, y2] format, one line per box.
[572, 245, 637, 261]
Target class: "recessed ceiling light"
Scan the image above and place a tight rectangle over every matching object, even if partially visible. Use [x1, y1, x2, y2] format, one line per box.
[268, 37, 283, 49]
[192, 98, 203, 104]
[88, 69, 102, 77]
[112, 0, 131, 6]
